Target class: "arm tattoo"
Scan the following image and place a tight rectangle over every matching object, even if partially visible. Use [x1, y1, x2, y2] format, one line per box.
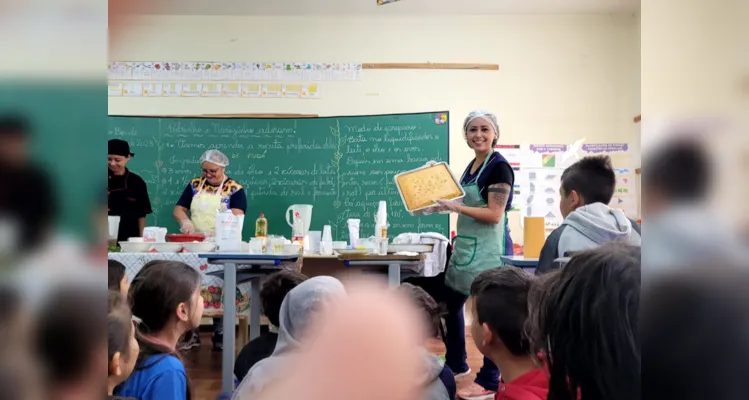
[487, 183, 511, 209]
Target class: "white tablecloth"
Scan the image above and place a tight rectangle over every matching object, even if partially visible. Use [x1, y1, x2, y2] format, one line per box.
[108, 252, 252, 316]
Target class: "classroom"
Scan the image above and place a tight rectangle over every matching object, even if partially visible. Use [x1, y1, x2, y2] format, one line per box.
[102, 1, 744, 399]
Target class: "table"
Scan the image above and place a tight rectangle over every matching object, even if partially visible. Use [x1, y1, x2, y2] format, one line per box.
[337, 253, 427, 287]
[500, 256, 539, 269]
[199, 253, 300, 394]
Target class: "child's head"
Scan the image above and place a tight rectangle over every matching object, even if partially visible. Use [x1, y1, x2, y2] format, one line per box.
[469, 267, 535, 359]
[108, 260, 129, 296]
[260, 270, 308, 328]
[108, 290, 139, 388]
[528, 242, 640, 400]
[397, 283, 444, 339]
[129, 260, 203, 337]
[559, 155, 616, 217]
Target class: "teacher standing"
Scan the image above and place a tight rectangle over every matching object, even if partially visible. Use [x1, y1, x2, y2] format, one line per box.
[173, 149, 247, 237]
[435, 110, 515, 400]
[108, 139, 152, 242]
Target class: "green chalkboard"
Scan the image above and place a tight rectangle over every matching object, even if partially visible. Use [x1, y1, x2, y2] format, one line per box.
[107, 112, 451, 241]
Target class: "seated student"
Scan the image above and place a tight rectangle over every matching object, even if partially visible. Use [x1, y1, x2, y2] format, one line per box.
[115, 260, 203, 400]
[108, 290, 139, 400]
[469, 268, 548, 400]
[536, 155, 641, 275]
[397, 283, 456, 400]
[108, 260, 130, 296]
[233, 276, 346, 399]
[528, 242, 640, 400]
[234, 270, 308, 382]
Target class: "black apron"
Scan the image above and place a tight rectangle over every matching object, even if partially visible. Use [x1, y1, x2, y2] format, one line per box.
[108, 170, 143, 242]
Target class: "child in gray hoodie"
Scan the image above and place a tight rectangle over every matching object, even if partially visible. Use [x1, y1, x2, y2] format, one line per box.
[536, 156, 641, 275]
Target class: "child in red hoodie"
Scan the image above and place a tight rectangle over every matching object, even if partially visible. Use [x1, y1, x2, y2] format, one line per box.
[469, 268, 548, 400]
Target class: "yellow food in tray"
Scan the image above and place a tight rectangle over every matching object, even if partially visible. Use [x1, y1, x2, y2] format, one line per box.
[395, 163, 464, 212]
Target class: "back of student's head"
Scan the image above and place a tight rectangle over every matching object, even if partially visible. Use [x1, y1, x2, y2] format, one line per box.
[35, 286, 106, 397]
[397, 283, 444, 338]
[528, 242, 640, 400]
[643, 138, 711, 203]
[129, 260, 202, 336]
[108, 260, 127, 291]
[108, 290, 135, 375]
[470, 267, 535, 356]
[560, 155, 616, 205]
[260, 270, 308, 328]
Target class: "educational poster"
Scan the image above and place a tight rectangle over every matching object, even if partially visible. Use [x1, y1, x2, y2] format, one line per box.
[580, 143, 639, 218]
[107, 61, 363, 82]
[519, 144, 575, 229]
[495, 144, 522, 211]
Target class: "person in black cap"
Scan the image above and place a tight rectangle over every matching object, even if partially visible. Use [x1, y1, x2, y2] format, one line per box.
[108, 139, 152, 242]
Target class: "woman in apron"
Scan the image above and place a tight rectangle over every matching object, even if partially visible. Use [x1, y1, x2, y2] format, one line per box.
[433, 111, 515, 400]
[108, 139, 152, 242]
[172, 149, 248, 351]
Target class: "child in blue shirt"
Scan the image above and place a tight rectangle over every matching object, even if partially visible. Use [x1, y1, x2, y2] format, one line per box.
[115, 260, 204, 400]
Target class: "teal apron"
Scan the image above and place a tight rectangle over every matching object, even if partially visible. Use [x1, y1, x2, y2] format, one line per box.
[445, 152, 508, 295]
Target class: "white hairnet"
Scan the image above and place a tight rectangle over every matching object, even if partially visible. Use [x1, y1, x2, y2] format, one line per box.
[199, 149, 229, 167]
[463, 110, 499, 135]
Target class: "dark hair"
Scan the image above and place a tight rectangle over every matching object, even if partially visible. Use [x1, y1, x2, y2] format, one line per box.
[0, 113, 30, 137]
[398, 283, 444, 338]
[260, 270, 308, 327]
[108, 290, 133, 372]
[129, 260, 201, 400]
[35, 286, 106, 388]
[108, 260, 127, 291]
[560, 155, 616, 205]
[470, 267, 535, 356]
[643, 138, 711, 201]
[528, 242, 640, 400]
[642, 266, 749, 400]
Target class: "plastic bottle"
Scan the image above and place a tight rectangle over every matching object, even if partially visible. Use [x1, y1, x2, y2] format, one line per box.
[255, 214, 268, 237]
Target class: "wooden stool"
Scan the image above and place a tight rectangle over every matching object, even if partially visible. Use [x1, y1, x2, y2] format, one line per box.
[203, 311, 250, 357]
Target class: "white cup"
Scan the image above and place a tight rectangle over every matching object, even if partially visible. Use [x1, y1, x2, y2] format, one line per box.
[308, 231, 322, 254]
[320, 225, 333, 255]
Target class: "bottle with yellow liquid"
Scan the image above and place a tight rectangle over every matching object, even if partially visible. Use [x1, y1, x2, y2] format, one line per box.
[255, 214, 268, 237]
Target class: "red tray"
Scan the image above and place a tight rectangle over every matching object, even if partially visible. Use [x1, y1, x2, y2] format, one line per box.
[166, 233, 206, 243]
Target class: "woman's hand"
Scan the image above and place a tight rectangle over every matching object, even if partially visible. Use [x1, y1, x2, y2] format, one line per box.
[179, 220, 196, 234]
[435, 199, 464, 214]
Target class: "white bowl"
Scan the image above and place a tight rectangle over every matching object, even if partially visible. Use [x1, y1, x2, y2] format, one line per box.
[182, 242, 216, 253]
[119, 241, 151, 253]
[283, 244, 302, 255]
[150, 243, 183, 253]
[127, 237, 144, 243]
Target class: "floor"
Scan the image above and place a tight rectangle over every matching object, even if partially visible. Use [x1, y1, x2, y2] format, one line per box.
[185, 329, 486, 400]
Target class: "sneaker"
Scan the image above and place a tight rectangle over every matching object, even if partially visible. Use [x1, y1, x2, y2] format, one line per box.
[457, 382, 495, 400]
[179, 330, 201, 351]
[453, 367, 472, 380]
[212, 330, 223, 351]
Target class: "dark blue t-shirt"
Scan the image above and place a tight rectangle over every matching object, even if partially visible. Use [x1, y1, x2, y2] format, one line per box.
[115, 355, 187, 400]
[176, 176, 248, 212]
[460, 152, 514, 210]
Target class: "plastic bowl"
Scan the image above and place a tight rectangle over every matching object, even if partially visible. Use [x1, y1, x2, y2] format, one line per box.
[150, 243, 183, 253]
[166, 233, 206, 243]
[283, 244, 302, 255]
[119, 241, 151, 253]
[182, 242, 216, 253]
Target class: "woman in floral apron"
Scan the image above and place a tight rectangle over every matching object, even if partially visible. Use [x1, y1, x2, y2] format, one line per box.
[434, 111, 515, 400]
[173, 149, 248, 351]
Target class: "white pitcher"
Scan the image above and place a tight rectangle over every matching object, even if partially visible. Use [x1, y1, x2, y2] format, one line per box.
[285, 204, 313, 236]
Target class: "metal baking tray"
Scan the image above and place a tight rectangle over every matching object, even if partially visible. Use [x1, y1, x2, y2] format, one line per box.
[393, 162, 465, 213]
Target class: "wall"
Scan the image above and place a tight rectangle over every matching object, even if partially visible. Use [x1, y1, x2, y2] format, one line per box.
[109, 14, 641, 243]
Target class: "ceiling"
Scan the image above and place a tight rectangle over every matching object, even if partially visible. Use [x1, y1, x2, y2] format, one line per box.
[143, 0, 640, 16]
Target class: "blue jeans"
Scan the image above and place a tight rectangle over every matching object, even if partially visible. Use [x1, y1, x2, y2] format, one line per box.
[403, 273, 500, 391]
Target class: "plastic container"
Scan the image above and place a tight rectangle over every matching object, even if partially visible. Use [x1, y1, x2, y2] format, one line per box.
[255, 214, 268, 237]
[166, 233, 206, 243]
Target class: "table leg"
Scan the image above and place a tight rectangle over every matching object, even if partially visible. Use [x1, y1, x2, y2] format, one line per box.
[222, 262, 237, 394]
[250, 277, 261, 340]
[388, 263, 400, 288]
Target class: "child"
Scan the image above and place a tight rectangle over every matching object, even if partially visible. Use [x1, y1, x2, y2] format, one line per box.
[536, 155, 641, 275]
[398, 283, 456, 400]
[528, 242, 640, 400]
[108, 259, 129, 295]
[108, 290, 139, 399]
[469, 268, 548, 400]
[234, 269, 308, 381]
[233, 276, 346, 399]
[115, 260, 203, 400]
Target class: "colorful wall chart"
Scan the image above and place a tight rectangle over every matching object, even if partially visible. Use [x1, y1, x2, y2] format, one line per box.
[519, 144, 572, 229]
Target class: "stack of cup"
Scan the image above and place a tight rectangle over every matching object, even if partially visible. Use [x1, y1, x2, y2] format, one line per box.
[320, 225, 333, 256]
